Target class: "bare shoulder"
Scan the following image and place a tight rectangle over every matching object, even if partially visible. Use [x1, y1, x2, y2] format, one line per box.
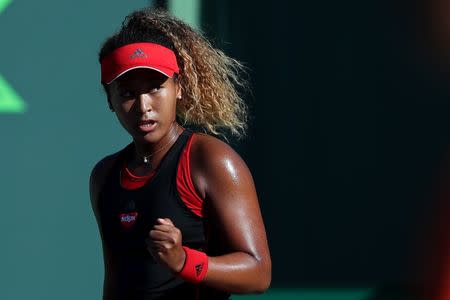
[190, 133, 247, 170]
[190, 133, 253, 198]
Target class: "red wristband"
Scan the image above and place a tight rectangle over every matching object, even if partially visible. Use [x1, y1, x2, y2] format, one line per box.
[177, 246, 208, 284]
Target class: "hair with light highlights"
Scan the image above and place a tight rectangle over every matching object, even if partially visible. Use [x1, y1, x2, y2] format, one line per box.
[99, 8, 248, 138]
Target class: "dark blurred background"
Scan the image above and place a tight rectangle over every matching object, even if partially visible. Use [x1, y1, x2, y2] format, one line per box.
[203, 0, 450, 297]
[2, 0, 450, 299]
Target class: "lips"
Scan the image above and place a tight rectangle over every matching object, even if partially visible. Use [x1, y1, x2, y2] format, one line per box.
[138, 120, 157, 133]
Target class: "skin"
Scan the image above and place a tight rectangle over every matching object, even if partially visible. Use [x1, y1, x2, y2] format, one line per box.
[90, 68, 271, 295]
[107, 69, 183, 168]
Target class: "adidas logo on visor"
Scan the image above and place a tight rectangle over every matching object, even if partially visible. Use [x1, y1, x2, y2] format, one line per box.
[130, 48, 147, 59]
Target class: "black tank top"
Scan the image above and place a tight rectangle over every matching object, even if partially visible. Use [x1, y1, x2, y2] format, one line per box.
[97, 129, 230, 300]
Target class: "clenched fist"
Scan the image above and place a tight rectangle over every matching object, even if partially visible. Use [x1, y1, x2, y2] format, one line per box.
[147, 218, 186, 273]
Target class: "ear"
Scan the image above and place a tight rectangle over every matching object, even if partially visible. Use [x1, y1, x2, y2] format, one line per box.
[175, 76, 182, 100]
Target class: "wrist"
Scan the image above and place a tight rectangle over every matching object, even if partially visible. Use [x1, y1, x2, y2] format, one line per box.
[174, 247, 187, 273]
[176, 246, 208, 284]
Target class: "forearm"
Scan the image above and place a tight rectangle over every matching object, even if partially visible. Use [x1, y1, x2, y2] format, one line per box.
[201, 251, 271, 294]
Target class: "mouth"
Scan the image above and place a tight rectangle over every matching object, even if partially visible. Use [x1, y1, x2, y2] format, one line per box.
[138, 120, 157, 133]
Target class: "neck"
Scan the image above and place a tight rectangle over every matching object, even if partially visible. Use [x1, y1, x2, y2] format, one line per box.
[132, 122, 182, 167]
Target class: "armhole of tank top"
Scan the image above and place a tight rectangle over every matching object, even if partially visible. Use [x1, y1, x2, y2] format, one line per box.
[176, 133, 204, 218]
[95, 151, 122, 212]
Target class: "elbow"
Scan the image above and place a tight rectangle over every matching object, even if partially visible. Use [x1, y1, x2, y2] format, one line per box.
[254, 259, 272, 294]
[254, 274, 271, 294]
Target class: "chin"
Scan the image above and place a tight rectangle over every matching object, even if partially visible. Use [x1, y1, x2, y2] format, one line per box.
[134, 132, 159, 144]
[144, 134, 162, 144]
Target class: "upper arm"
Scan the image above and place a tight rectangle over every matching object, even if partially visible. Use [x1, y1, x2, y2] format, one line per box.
[190, 135, 270, 262]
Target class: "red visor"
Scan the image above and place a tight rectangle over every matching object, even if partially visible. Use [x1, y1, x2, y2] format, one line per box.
[100, 42, 179, 84]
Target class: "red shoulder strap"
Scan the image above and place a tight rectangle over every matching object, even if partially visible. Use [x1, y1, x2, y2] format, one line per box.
[176, 134, 204, 217]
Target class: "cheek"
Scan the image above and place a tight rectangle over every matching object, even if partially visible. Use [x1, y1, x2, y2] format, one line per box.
[156, 92, 178, 116]
[120, 101, 134, 112]
[115, 109, 132, 128]
[110, 96, 134, 114]
[165, 98, 178, 117]
[111, 100, 135, 126]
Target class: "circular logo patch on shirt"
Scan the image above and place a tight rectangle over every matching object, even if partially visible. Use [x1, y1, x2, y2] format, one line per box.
[120, 212, 138, 228]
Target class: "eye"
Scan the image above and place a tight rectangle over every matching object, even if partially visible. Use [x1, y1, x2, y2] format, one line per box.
[120, 90, 134, 98]
[149, 86, 162, 93]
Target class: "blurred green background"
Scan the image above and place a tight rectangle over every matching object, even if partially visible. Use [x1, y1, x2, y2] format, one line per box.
[1, 0, 449, 299]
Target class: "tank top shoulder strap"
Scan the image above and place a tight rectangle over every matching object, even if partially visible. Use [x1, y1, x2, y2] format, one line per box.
[157, 128, 193, 172]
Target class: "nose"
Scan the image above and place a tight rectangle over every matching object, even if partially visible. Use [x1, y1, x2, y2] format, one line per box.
[137, 93, 152, 113]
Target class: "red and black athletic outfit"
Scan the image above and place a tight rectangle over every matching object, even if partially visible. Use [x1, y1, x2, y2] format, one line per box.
[96, 129, 230, 300]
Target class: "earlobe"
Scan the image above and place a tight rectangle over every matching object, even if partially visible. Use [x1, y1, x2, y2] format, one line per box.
[175, 79, 182, 100]
[176, 86, 182, 100]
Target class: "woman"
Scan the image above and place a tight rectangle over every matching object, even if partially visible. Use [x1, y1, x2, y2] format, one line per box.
[90, 8, 271, 300]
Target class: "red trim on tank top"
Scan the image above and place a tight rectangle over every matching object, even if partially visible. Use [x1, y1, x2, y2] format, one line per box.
[176, 134, 204, 217]
[120, 163, 156, 190]
[120, 134, 204, 217]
